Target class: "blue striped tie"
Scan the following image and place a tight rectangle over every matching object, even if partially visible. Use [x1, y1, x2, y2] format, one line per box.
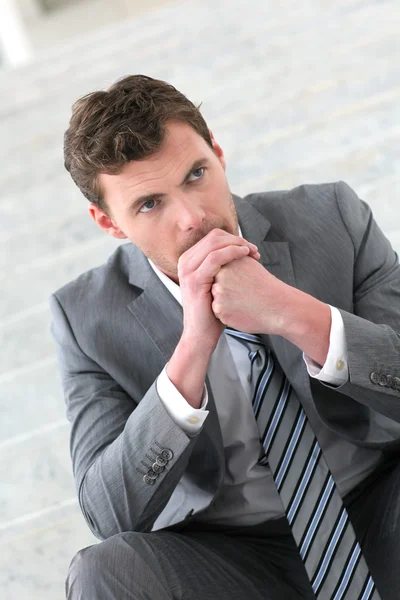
[225, 328, 380, 600]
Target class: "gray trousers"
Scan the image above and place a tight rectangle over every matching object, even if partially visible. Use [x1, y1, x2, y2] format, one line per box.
[66, 457, 400, 600]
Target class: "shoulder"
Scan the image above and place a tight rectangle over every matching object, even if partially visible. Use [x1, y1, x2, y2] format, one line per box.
[241, 181, 361, 236]
[52, 242, 143, 314]
[243, 181, 340, 213]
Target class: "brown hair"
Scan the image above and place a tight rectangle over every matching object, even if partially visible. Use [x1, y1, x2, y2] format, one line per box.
[64, 74, 213, 212]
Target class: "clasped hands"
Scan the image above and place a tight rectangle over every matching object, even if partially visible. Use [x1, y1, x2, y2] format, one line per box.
[177, 229, 293, 347]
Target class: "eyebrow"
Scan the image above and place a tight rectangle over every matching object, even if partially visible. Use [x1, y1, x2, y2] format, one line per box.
[129, 157, 209, 211]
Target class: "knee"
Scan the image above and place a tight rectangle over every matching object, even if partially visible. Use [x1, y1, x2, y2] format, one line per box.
[66, 543, 100, 599]
[66, 535, 125, 599]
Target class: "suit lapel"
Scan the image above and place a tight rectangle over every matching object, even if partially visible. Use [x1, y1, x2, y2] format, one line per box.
[127, 256, 183, 362]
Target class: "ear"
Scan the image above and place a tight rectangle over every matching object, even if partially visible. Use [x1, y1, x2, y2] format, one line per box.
[209, 129, 226, 170]
[88, 204, 127, 239]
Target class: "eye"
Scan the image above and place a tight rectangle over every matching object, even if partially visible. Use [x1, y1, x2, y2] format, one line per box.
[187, 167, 205, 182]
[139, 198, 159, 213]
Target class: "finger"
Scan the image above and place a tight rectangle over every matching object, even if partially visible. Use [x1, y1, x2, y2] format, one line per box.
[195, 244, 250, 282]
[211, 295, 226, 324]
[182, 232, 257, 272]
[179, 230, 258, 275]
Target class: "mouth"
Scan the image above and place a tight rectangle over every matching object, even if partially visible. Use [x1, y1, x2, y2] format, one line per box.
[178, 227, 213, 255]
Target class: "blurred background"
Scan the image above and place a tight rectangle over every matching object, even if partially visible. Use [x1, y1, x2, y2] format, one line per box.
[0, 0, 399, 598]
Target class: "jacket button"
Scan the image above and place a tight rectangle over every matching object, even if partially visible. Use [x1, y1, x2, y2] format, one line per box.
[370, 372, 380, 384]
[161, 449, 174, 461]
[152, 462, 165, 473]
[155, 455, 167, 467]
[379, 374, 388, 386]
[146, 468, 158, 479]
[394, 377, 400, 390]
[143, 474, 156, 485]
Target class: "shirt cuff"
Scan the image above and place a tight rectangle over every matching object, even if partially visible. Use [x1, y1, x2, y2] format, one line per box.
[303, 305, 349, 386]
[156, 366, 209, 436]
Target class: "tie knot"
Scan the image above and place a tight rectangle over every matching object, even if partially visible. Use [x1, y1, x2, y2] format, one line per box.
[224, 327, 264, 346]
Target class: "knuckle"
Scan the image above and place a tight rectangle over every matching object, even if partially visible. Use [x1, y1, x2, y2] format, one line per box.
[208, 228, 228, 246]
[212, 282, 221, 295]
[213, 302, 221, 316]
[211, 228, 224, 237]
[206, 249, 220, 266]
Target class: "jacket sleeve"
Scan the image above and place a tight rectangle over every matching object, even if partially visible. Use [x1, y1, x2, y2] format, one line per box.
[49, 293, 199, 540]
[320, 181, 400, 423]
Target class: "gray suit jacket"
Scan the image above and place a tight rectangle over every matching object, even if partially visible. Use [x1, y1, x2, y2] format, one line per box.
[50, 181, 400, 540]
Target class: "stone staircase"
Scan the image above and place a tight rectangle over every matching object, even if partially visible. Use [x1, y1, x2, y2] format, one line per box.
[0, 0, 399, 597]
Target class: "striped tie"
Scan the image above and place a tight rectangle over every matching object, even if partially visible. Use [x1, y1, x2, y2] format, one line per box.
[225, 328, 380, 600]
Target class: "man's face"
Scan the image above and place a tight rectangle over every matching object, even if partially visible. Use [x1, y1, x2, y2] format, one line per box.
[94, 120, 238, 282]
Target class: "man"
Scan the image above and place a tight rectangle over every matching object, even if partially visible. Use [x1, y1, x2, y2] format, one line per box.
[50, 74, 400, 600]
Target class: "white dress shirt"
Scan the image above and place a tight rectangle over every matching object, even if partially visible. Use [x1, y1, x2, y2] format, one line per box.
[148, 246, 383, 525]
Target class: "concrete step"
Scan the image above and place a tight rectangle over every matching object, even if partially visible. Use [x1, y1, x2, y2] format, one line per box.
[0, 501, 97, 600]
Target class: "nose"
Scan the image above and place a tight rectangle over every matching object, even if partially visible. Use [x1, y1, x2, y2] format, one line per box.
[175, 196, 206, 232]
